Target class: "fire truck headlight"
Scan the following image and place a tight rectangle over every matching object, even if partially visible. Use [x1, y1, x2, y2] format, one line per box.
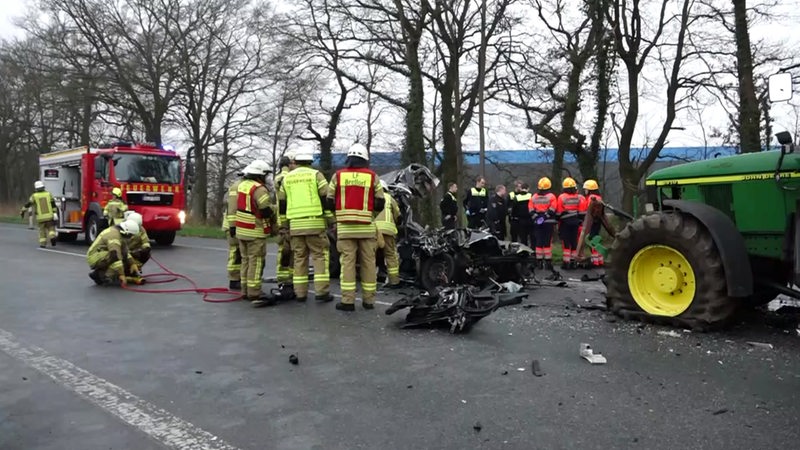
[178, 210, 186, 224]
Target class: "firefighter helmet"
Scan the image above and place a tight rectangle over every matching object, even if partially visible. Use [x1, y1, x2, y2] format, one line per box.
[583, 179, 599, 191]
[124, 211, 143, 227]
[118, 219, 140, 236]
[294, 151, 314, 163]
[34, 180, 45, 190]
[112, 187, 123, 197]
[562, 177, 577, 189]
[347, 143, 369, 161]
[537, 177, 552, 190]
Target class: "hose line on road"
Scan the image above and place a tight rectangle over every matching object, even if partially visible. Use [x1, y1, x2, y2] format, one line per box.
[120, 256, 243, 303]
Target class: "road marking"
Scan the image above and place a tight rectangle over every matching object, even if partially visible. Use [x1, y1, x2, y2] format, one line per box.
[0, 328, 239, 450]
[38, 248, 85, 258]
[173, 244, 227, 252]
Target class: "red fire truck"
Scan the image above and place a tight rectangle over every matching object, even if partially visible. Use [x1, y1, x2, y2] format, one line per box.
[39, 142, 186, 245]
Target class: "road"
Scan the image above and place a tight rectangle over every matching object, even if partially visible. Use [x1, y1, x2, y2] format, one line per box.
[1, 222, 799, 450]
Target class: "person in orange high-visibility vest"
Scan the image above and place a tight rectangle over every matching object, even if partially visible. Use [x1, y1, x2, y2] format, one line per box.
[327, 143, 385, 311]
[232, 160, 276, 307]
[556, 177, 587, 270]
[583, 179, 604, 267]
[528, 177, 558, 271]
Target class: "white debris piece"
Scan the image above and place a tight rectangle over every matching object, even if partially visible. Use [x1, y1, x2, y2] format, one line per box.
[657, 330, 682, 338]
[746, 341, 774, 350]
[579, 343, 607, 364]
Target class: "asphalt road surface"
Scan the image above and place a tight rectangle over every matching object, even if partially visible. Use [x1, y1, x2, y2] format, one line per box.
[1, 222, 800, 450]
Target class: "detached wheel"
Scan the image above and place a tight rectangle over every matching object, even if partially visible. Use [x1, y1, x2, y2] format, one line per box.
[419, 254, 455, 292]
[606, 213, 738, 329]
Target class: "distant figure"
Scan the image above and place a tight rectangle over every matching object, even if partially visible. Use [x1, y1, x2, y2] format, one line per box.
[556, 177, 587, 270]
[488, 184, 508, 240]
[21, 180, 58, 248]
[529, 177, 558, 271]
[508, 183, 532, 245]
[463, 176, 488, 229]
[583, 179, 604, 267]
[440, 182, 459, 229]
[104, 187, 128, 226]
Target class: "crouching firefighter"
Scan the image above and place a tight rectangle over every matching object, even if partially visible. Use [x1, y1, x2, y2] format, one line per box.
[232, 160, 276, 307]
[123, 211, 151, 268]
[328, 143, 385, 311]
[22, 180, 58, 248]
[279, 150, 333, 302]
[86, 219, 143, 286]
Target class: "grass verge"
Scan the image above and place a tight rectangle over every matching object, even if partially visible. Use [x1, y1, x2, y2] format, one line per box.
[178, 223, 226, 239]
[0, 215, 24, 224]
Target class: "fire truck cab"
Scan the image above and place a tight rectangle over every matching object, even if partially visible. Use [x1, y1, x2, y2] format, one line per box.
[39, 142, 186, 245]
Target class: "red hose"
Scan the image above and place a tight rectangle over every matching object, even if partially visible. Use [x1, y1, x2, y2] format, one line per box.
[121, 255, 243, 303]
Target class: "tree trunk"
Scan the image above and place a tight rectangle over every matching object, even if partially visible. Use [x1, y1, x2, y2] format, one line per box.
[403, 45, 426, 166]
[190, 141, 208, 223]
[733, 0, 760, 153]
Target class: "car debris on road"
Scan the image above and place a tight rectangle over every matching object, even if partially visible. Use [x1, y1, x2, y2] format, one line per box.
[579, 343, 607, 364]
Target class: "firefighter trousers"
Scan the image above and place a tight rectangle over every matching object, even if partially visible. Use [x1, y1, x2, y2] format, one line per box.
[227, 235, 241, 281]
[87, 250, 132, 279]
[276, 229, 294, 283]
[381, 234, 400, 285]
[337, 237, 377, 305]
[291, 232, 330, 298]
[38, 221, 56, 247]
[238, 238, 266, 300]
[533, 223, 554, 260]
[559, 219, 581, 262]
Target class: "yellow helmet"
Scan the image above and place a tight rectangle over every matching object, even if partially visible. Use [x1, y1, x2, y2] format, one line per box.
[583, 179, 599, 191]
[537, 177, 552, 190]
[562, 177, 577, 189]
[112, 187, 123, 197]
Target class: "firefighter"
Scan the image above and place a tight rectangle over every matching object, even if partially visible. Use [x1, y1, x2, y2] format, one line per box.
[87, 219, 141, 286]
[123, 211, 151, 269]
[376, 179, 402, 287]
[327, 143, 385, 311]
[440, 182, 459, 229]
[508, 183, 532, 245]
[21, 180, 58, 248]
[583, 179, 604, 267]
[104, 187, 128, 226]
[528, 177, 558, 270]
[279, 150, 333, 302]
[488, 184, 508, 240]
[232, 160, 276, 307]
[556, 177, 587, 270]
[463, 176, 488, 229]
[223, 170, 244, 291]
[274, 154, 296, 287]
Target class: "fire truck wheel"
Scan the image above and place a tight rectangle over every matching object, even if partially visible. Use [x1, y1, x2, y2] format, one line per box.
[153, 231, 176, 246]
[85, 214, 101, 244]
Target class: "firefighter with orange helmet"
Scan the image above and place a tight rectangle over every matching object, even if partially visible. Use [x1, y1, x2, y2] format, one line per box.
[556, 177, 587, 270]
[583, 179, 604, 267]
[528, 177, 558, 270]
[327, 143, 385, 311]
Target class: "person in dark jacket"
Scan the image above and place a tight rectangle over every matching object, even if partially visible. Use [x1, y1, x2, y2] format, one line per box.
[463, 176, 488, 229]
[440, 182, 459, 229]
[488, 184, 508, 240]
[508, 183, 533, 245]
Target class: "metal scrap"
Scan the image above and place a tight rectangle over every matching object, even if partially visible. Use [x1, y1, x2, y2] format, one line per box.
[579, 343, 607, 364]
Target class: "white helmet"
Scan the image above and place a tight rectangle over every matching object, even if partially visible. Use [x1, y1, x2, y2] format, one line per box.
[346, 143, 369, 161]
[34, 180, 45, 190]
[118, 219, 140, 236]
[124, 211, 143, 227]
[294, 150, 314, 163]
[243, 159, 269, 176]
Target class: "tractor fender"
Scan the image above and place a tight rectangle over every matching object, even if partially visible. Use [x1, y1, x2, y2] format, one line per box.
[663, 200, 753, 298]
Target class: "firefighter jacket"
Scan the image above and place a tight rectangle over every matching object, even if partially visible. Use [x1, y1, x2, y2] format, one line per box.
[556, 193, 588, 218]
[24, 191, 57, 223]
[234, 179, 273, 240]
[222, 179, 242, 231]
[376, 193, 401, 236]
[440, 192, 458, 219]
[586, 193, 603, 205]
[509, 191, 533, 222]
[129, 227, 151, 253]
[104, 198, 128, 226]
[279, 166, 331, 236]
[274, 167, 290, 227]
[328, 167, 385, 239]
[463, 187, 488, 215]
[528, 192, 558, 219]
[86, 227, 133, 277]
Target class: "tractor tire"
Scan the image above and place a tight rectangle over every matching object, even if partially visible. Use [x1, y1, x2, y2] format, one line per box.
[606, 212, 738, 330]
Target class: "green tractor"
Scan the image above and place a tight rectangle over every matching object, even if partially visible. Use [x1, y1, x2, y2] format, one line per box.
[605, 72, 800, 329]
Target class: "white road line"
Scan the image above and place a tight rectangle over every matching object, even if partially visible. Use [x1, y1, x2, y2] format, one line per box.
[173, 244, 227, 252]
[0, 328, 239, 450]
[38, 248, 84, 258]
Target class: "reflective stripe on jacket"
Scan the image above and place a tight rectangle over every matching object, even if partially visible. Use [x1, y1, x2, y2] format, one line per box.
[283, 166, 327, 233]
[333, 168, 376, 224]
[529, 192, 557, 213]
[235, 179, 270, 239]
[30, 191, 55, 223]
[376, 193, 399, 236]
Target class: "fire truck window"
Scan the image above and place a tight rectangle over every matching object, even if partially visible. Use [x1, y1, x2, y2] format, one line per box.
[112, 154, 180, 184]
[94, 156, 108, 180]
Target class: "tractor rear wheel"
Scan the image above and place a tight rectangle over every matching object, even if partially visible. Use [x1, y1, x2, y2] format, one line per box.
[606, 212, 738, 329]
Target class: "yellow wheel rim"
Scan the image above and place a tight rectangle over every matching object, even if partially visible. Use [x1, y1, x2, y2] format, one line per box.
[627, 245, 696, 316]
